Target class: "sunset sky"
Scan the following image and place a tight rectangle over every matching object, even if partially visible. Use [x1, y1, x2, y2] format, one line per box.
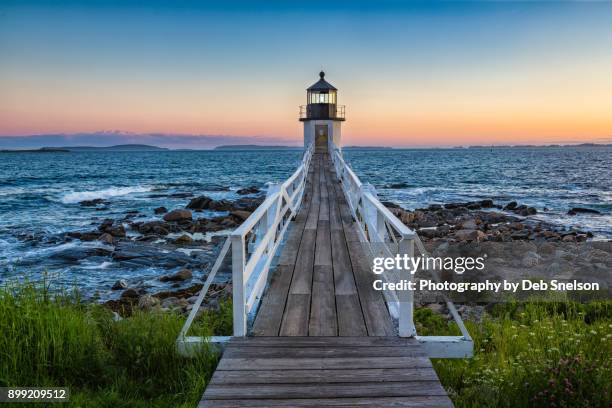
[1, 0, 611, 147]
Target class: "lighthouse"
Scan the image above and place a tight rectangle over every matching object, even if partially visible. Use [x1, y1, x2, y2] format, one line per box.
[300, 71, 345, 153]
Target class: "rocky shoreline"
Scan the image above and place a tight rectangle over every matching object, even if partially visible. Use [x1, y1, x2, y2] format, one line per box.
[40, 189, 608, 319]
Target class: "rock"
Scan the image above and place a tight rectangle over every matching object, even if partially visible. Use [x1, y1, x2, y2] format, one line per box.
[504, 201, 518, 210]
[382, 201, 401, 209]
[80, 198, 106, 206]
[120, 288, 140, 299]
[78, 231, 100, 241]
[454, 229, 486, 242]
[418, 228, 438, 239]
[111, 279, 128, 290]
[161, 297, 179, 308]
[98, 233, 114, 245]
[567, 207, 600, 215]
[461, 219, 478, 230]
[230, 210, 252, 222]
[174, 234, 194, 245]
[186, 196, 213, 210]
[538, 242, 556, 256]
[50, 246, 112, 262]
[137, 294, 160, 310]
[154, 206, 168, 214]
[518, 207, 537, 216]
[159, 268, 193, 282]
[522, 251, 541, 268]
[466, 202, 481, 210]
[480, 199, 494, 208]
[236, 186, 260, 195]
[163, 209, 192, 222]
[385, 182, 409, 189]
[562, 235, 576, 242]
[107, 225, 126, 237]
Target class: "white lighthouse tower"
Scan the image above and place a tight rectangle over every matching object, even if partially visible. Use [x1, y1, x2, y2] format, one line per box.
[299, 71, 345, 153]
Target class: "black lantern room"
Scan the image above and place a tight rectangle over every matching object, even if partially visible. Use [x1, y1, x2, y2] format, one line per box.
[299, 71, 345, 121]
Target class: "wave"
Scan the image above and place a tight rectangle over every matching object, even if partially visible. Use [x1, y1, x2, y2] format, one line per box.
[60, 186, 152, 204]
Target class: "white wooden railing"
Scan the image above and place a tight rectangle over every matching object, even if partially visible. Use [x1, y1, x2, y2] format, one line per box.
[331, 147, 473, 358]
[177, 146, 313, 355]
[178, 144, 471, 359]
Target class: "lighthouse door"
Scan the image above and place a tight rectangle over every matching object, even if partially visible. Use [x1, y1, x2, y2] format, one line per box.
[314, 125, 328, 153]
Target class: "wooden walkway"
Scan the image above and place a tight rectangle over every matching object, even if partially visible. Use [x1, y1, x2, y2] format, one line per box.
[199, 153, 453, 407]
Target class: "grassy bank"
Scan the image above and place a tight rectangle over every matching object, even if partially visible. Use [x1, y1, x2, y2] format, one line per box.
[1, 281, 610, 407]
[419, 301, 612, 407]
[0, 280, 231, 407]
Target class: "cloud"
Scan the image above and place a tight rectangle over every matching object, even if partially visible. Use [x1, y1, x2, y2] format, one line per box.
[0, 131, 300, 149]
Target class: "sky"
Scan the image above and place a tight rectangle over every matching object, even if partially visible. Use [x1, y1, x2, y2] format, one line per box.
[1, 0, 612, 148]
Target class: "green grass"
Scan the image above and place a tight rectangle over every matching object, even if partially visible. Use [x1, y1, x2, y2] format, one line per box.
[1, 279, 610, 407]
[0, 279, 232, 407]
[416, 301, 612, 407]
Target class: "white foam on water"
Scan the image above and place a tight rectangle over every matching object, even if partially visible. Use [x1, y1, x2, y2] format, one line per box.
[81, 261, 113, 270]
[60, 186, 152, 204]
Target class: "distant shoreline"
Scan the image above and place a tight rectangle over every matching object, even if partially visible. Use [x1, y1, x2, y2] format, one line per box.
[1, 142, 610, 152]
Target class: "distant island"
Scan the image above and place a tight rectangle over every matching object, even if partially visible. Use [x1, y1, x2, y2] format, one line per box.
[214, 145, 301, 150]
[1, 144, 168, 152]
[343, 146, 393, 150]
[458, 143, 612, 149]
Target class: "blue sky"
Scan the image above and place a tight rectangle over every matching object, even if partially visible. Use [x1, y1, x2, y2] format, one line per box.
[1, 1, 611, 147]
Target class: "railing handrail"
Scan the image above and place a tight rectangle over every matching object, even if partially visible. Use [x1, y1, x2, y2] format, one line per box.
[177, 146, 313, 350]
[331, 146, 473, 351]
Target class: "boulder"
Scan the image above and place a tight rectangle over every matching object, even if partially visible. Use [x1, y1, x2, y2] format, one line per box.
[80, 198, 106, 207]
[567, 207, 600, 215]
[236, 186, 260, 195]
[186, 196, 213, 211]
[163, 209, 192, 222]
[154, 206, 168, 214]
[137, 294, 160, 310]
[159, 268, 193, 282]
[120, 288, 140, 299]
[522, 251, 541, 268]
[98, 233, 114, 245]
[382, 201, 401, 209]
[504, 201, 518, 210]
[461, 219, 478, 230]
[174, 234, 194, 245]
[454, 229, 486, 242]
[111, 279, 128, 290]
[230, 210, 252, 222]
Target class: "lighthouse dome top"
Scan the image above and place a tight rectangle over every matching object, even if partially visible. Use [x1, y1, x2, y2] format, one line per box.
[307, 71, 337, 91]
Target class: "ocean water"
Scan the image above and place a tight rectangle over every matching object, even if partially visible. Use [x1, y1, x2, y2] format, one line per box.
[0, 147, 610, 296]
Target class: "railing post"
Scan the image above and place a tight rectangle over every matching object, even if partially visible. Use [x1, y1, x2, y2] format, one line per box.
[398, 235, 417, 337]
[231, 233, 247, 336]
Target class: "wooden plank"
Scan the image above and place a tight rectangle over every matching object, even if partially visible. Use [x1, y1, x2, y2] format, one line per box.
[336, 294, 367, 336]
[216, 356, 435, 371]
[204, 381, 448, 399]
[277, 222, 306, 266]
[252, 265, 296, 336]
[289, 229, 315, 294]
[200, 396, 453, 408]
[314, 222, 332, 266]
[229, 337, 420, 348]
[331, 230, 357, 295]
[209, 368, 439, 384]
[305, 156, 321, 230]
[222, 346, 427, 359]
[345, 240, 395, 336]
[280, 293, 311, 336]
[309, 265, 337, 336]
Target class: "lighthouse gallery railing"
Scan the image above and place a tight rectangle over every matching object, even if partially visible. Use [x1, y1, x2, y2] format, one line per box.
[178, 145, 472, 359]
